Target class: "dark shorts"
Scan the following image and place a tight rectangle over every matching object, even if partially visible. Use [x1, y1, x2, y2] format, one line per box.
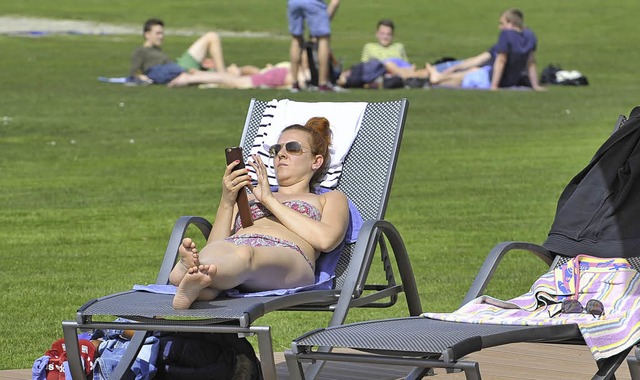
[146, 63, 185, 84]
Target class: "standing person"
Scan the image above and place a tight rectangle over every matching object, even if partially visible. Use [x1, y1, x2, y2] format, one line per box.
[169, 117, 350, 309]
[131, 18, 245, 85]
[426, 8, 545, 91]
[287, 0, 340, 92]
[360, 19, 409, 67]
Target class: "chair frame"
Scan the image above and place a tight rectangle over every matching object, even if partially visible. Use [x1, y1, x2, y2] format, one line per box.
[62, 98, 422, 380]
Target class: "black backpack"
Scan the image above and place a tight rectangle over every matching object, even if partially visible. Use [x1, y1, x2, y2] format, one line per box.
[541, 64, 589, 86]
[155, 333, 263, 380]
[304, 40, 341, 86]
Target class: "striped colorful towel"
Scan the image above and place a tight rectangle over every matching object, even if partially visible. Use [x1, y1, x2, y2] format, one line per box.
[422, 256, 640, 360]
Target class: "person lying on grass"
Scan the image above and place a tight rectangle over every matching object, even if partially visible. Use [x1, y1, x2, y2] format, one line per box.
[169, 117, 350, 309]
[130, 18, 257, 85]
[166, 61, 312, 89]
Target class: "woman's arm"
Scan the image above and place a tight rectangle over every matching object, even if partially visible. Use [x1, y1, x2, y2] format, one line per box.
[262, 191, 349, 252]
[207, 161, 252, 243]
[207, 197, 237, 243]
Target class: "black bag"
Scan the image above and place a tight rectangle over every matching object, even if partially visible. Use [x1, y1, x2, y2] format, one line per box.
[541, 64, 589, 86]
[304, 40, 341, 86]
[432, 56, 457, 65]
[155, 333, 263, 380]
[403, 77, 428, 89]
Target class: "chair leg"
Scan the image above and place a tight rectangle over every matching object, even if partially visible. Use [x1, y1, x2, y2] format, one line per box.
[459, 361, 482, 380]
[284, 350, 306, 380]
[253, 326, 277, 380]
[627, 347, 640, 380]
[404, 367, 435, 379]
[592, 347, 632, 380]
[61, 321, 87, 380]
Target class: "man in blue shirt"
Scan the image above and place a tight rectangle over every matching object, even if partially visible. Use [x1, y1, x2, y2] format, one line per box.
[426, 8, 545, 91]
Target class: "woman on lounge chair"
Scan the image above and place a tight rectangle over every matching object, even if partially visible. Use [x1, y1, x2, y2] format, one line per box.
[169, 117, 350, 309]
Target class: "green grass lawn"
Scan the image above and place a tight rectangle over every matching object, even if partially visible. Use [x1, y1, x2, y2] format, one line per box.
[2, 0, 640, 369]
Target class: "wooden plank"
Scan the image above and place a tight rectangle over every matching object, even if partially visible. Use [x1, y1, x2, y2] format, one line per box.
[4, 343, 634, 380]
[273, 343, 634, 380]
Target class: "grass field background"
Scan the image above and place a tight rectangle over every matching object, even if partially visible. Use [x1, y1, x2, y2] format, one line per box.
[2, 0, 640, 369]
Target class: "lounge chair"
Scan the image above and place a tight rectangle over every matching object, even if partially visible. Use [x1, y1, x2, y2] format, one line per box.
[285, 109, 640, 380]
[62, 98, 422, 379]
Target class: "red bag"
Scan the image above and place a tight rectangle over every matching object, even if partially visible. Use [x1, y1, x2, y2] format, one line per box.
[44, 338, 96, 379]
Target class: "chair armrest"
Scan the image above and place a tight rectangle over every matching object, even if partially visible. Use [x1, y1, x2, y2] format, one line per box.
[461, 242, 554, 305]
[330, 219, 422, 325]
[155, 216, 212, 284]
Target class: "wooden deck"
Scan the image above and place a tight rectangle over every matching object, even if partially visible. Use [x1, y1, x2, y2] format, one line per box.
[4, 343, 634, 379]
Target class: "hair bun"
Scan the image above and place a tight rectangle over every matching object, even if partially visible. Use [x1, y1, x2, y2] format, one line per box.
[304, 117, 332, 144]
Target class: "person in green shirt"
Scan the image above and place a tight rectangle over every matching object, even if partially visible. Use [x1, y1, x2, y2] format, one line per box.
[360, 19, 409, 65]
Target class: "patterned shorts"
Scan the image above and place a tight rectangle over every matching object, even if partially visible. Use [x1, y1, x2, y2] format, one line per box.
[225, 234, 313, 269]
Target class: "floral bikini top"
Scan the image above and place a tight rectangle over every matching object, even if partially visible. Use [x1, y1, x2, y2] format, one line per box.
[233, 200, 322, 232]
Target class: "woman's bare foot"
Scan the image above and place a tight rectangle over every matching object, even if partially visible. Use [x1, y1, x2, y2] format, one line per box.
[169, 238, 200, 285]
[425, 64, 441, 84]
[172, 264, 218, 309]
[179, 238, 199, 267]
[226, 63, 241, 76]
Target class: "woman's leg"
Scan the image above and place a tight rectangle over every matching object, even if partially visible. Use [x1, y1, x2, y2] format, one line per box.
[426, 63, 472, 87]
[187, 32, 226, 72]
[383, 61, 430, 80]
[167, 71, 253, 88]
[173, 264, 220, 309]
[172, 240, 315, 309]
[198, 241, 314, 290]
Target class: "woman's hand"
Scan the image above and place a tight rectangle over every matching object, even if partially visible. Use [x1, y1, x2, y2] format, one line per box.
[247, 154, 274, 203]
[221, 160, 251, 204]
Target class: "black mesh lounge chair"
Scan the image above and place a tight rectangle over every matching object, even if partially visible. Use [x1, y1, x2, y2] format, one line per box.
[285, 110, 640, 380]
[62, 98, 422, 379]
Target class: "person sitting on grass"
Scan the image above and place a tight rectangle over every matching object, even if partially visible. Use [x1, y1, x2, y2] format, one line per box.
[425, 8, 545, 91]
[169, 117, 350, 309]
[361, 19, 409, 67]
[130, 18, 255, 85]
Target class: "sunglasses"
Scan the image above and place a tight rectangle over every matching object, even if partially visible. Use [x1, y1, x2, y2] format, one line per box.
[548, 299, 605, 319]
[268, 141, 312, 157]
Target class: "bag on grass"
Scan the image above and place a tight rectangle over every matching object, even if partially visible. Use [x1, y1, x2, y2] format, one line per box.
[32, 337, 97, 380]
[304, 40, 341, 86]
[541, 63, 589, 86]
[155, 332, 263, 380]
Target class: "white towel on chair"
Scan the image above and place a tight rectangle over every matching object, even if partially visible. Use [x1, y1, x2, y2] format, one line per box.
[249, 99, 367, 189]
